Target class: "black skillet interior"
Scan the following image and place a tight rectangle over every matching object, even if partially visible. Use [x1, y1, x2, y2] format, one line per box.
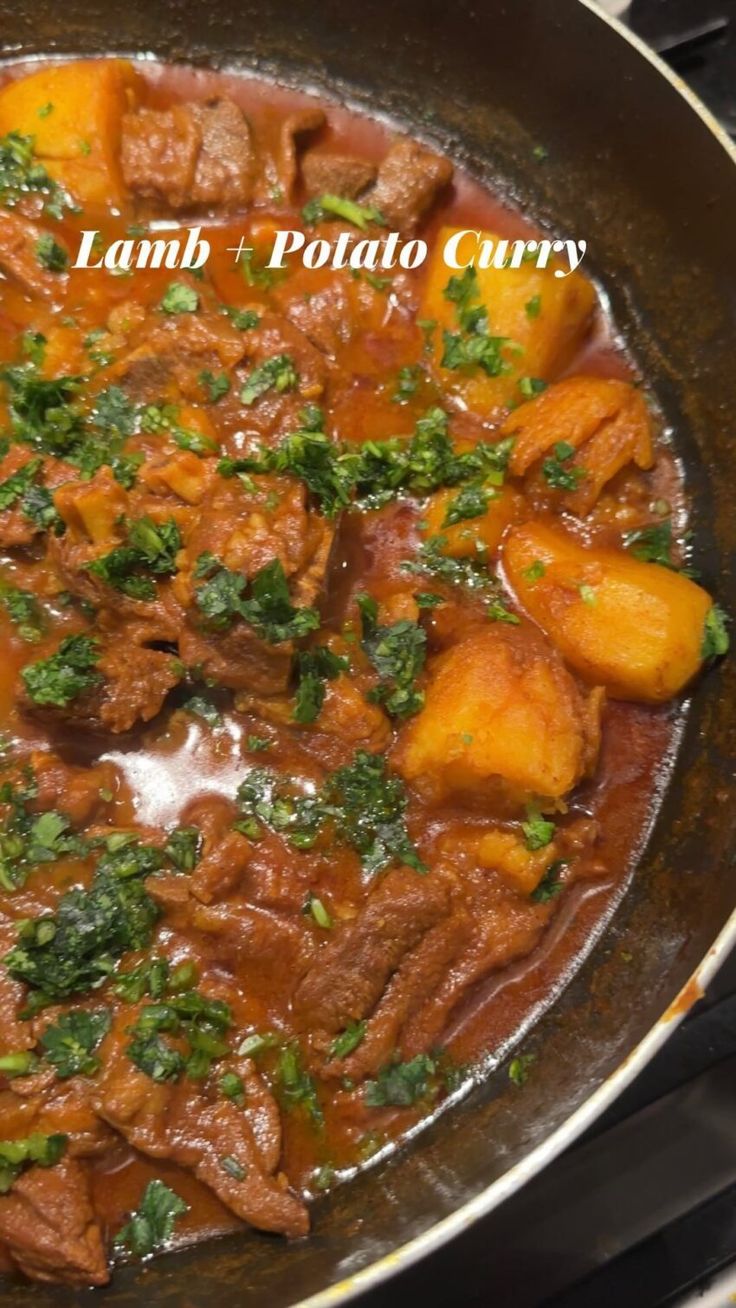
[1, 0, 735, 1303]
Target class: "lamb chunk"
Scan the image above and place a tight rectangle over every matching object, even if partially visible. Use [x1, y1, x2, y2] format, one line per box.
[369, 139, 453, 234]
[0, 1157, 108, 1286]
[27, 752, 118, 824]
[18, 638, 181, 735]
[293, 866, 454, 1036]
[94, 1018, 308, 1237]
[176, 473, 334, 695]
[109, 298, 246, 404]
[220, 310, 327, 450]
[0, 212, 69, 301]
[121, 98, 255, 210]
[273, 108, 325, 201]
[301, 151, 376, 199]
[189, 100, 257, 208]
[325, 910, 470, 1080]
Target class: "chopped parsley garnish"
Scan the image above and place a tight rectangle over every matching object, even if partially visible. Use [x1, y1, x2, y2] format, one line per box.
[522, 560, 546, 583]
[21, 634, 101, 708]
[531, 859, 567, 903]
[0, 796, 87, 893]
[702, 605, 730, 659]
[277, 1042, 322, 1123]
[357, 593, 426, 718]
[624, 521, 675, 568]
[5, 842, 159, 1005]
[92, 386, 136, 440]
[160, 282, 199, 314]
[218, 409, 513, 519]
[40, 1007, 111, 1078]
[234, 750, 423, 875]
[304, 892, 332, 929]
[301, 194, 386, 229]
[219, 1071, 245, 1105]
[164, 825, 202, 872]
[114, 1179, 188, 1258]
[541, 441, 585, 491]
[0, 576, 45, 642]
[183, 695, 223, 728]
[0, 1132, 68, 1194]
[87, 517, 181, 601]
[364, 1054, 437, 1107]
[113, 957, 173, 1003]
[240, 353, 298, 406]
[518, 376, 547, 399]
[195, 556, 320, 644]
[392, 364, 424, 404]
[199, 370, 231, 403]
[525, 294, 542, 319]
[238, 247, 284, 290]
[293, 646, 348, 723]
[441, 266, 516, 378]
[323, 750, 425, 875]
[0, 131, 72, 218]
[126, 990, 232, 1084]
[225, 306, 260, 330]
[521, 808, 556, 851]
[487, 599, 520, 624]
[442, 482, 490, 527]
[508, 1053, 535, 1086]
[35, 234, 68, 272]
[403, 536, 498, 593]
[328, 1020, 366, 1061]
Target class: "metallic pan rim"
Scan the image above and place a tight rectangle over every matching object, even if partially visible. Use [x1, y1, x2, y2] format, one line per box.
[295, 5, 736, 1304]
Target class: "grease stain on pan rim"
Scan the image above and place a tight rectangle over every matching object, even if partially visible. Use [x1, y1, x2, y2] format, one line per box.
[292, 6, 736, 1305]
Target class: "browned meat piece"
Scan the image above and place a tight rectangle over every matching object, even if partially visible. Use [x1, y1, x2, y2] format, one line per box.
[218, 310, 328, 451]
[175, 470, 334, 695]
[121, 98, 255, 210]
[0, 211, 69, 300]
[274, 108, 325, 201]
[94, 1018, 308, 1237]
[369, 139, 453, 233]
[25, 751, 118, 825]
[18, 639, 181, 735]
[190, 830, 253, 904]
[301, 150, 376, 199]
[293, 866, 455, 1036]
[109, 297, 246, 404]
[0, 1158, 108, 1286]
[189, 899, 316, 989]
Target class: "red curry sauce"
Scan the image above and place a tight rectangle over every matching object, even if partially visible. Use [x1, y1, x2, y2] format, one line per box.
[0, 56, 723, 1285]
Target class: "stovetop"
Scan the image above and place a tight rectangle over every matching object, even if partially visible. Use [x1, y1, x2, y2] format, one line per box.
[354, 4, 736, 1305]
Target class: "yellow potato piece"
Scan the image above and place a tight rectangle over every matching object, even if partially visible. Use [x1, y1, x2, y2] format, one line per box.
[420, 226, 596, 415]
[395, 626, 596, 806]
[0, 59, 140, 207]
[421, 483, 522, 559]
[503, 522, 713, 702]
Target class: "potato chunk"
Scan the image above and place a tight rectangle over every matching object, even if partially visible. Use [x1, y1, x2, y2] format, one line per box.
[0, 59, 140, 206]
[420, 226, 596, 415]
[395, 626, 598, 806]
[421, 484, 522, 559]
[504, 522, 713, 702]
[502, 376, 654, 515]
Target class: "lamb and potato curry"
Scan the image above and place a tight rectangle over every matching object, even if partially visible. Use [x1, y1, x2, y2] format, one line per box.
[0, 56, 727, 1286]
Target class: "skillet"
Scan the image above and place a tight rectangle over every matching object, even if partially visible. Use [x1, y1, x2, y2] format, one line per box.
[0, 0, 735, 1302]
